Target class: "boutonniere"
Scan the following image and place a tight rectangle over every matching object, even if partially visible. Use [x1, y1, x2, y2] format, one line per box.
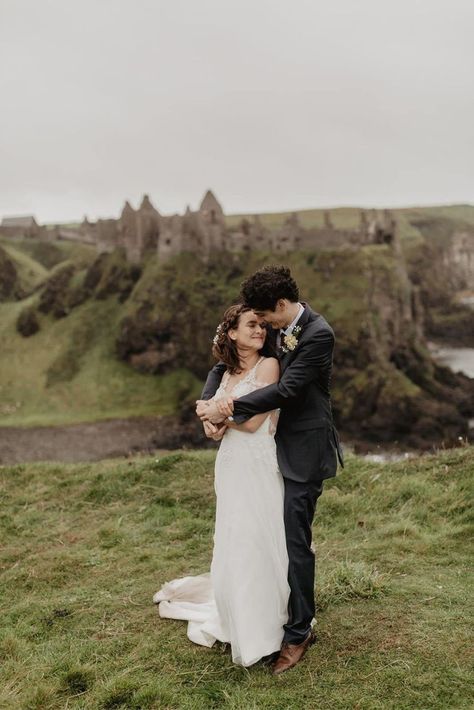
[282, 325, 302, 353]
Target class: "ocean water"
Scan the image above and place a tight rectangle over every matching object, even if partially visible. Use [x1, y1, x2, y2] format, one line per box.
[430, 344, 474, 379]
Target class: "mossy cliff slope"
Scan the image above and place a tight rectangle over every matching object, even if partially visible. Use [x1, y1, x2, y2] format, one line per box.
[228, 203, 474, 347]
[118, 246, 472, 448]
[3, 235, 471, 448]
[3, 200, 474, 447]
[0, 245, 200, 428]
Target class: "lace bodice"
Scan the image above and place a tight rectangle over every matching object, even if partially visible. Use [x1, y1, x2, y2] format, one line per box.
[215, 357, 272, 399]
[214, 357, 279, 437]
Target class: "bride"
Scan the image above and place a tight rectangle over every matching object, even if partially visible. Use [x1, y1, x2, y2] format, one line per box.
[153, 304, 290, 667]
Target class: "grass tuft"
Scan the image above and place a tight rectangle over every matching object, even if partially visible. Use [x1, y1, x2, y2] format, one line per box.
[99, 680, 136, 709]
[317, 561, 390, 611]
[61, 667, 94, 694]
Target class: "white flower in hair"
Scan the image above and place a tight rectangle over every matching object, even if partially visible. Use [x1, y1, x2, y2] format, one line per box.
[213, 323, 223, 345]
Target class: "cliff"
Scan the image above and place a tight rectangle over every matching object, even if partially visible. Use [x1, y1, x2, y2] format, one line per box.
[1, 205, 473, 449]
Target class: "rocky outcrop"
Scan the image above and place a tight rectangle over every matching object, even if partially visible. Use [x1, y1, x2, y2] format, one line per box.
[79, 249, 142, 302]
[38, 263, 76, 318]
[406, 217, 474, 346]
[0, 245, 27, 301]
[116, 313, 177, 374]
[16, 306, 40, 337]
[110, 246, 473, 450]
[328, 244, 472, 449]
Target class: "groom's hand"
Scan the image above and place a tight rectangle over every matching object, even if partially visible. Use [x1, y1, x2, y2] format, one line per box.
[196, 398, 234, 423]
[205, 398, 234, 424]
[215, 397, 234, 419]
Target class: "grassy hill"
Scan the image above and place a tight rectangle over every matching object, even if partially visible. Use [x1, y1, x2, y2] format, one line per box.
[0, 445, 472, 709]
[0, 246, 432, 429]
[0, 237, 97, 278]
[226, 203, 474, 240]
[0, 242, 48, 292]
[0, 294, 200, 426]
[0, 204, 472, 445]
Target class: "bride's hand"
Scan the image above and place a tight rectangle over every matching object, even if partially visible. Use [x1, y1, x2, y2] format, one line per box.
[211, 422, 228, 441]
[203, 421, 217, 438]
[196, 399, 210, 419]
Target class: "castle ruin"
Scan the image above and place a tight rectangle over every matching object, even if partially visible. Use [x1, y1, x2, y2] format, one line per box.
[0, 190, 402, 262]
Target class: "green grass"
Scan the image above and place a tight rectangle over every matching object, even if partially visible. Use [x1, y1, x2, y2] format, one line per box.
[0, 446, 472, 709]
[0, 236, 97, 270]
[226, 203, 474, 242]
[0, 242, 48, 293]
[0, 295, 201, 426]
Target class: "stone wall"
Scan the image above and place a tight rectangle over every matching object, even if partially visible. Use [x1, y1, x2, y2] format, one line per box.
[1, 191, 400, 263]
[448, 230, 474, 289]
[75, 190, 400, 261]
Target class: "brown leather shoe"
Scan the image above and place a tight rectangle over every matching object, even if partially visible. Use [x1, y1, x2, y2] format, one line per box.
[260, 650, 281, 666]
[272, 631, 316, 675]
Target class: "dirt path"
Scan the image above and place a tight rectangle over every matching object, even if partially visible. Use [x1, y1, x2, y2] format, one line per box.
[0, 416, 203, 464]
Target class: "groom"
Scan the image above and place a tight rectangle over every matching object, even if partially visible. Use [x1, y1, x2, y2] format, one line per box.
[196, 265, 344, 674]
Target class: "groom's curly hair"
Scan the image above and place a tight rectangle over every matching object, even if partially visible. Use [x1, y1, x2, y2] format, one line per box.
[240, 265, 299, 311]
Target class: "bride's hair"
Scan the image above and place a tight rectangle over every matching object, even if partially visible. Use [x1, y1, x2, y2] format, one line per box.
[212, 304, 252, 374]
[212, 304, 276, 373]
[215, 301, 279, 374]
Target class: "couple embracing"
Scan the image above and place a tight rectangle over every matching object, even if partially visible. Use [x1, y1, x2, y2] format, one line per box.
[154, 265, 344, 674]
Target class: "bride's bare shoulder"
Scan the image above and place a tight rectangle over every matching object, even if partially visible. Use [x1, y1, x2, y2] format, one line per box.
[258, 356, 280, 381]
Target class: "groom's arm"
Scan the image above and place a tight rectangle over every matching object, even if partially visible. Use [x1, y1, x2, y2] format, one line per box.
[197, 363, 227, 439]
[200, 361, 226, 400]
[230, 328, 334, 424]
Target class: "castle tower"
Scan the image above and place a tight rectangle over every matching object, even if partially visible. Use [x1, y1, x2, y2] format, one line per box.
[117, 200, 138, 260]
[136, 194, 161, 258]
[199, 189, 225, 226]
[120, 200, 135, 220]
[324, 210, 333, 230]
[198, 189, 226, 251]
[139, 194, 157, 212]
[358, 210, 369, 243]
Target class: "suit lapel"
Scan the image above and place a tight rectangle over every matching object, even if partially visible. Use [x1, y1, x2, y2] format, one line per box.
[280, 303, 316, 372]
[280, 350, 292, 371]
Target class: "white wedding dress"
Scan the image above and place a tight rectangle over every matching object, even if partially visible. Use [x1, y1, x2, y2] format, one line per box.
[154, 357, 290, 666]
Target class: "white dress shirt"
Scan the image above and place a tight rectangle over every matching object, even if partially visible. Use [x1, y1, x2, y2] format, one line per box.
[277, 302, 304, 348]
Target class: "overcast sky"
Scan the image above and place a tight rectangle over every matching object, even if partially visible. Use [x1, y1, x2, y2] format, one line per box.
[1, 0, 473, 223]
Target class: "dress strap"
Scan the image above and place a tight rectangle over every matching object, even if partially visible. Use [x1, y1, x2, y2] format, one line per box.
[221, 369, 231, 389]
[252, 356, 265, 372]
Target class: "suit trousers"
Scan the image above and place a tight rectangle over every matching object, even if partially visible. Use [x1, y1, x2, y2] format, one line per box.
[282, 477, 324, 645]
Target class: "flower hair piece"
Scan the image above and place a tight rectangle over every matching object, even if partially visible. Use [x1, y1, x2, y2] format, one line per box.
[212, 323, 223, 345]
[211, 304, 254, 374]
